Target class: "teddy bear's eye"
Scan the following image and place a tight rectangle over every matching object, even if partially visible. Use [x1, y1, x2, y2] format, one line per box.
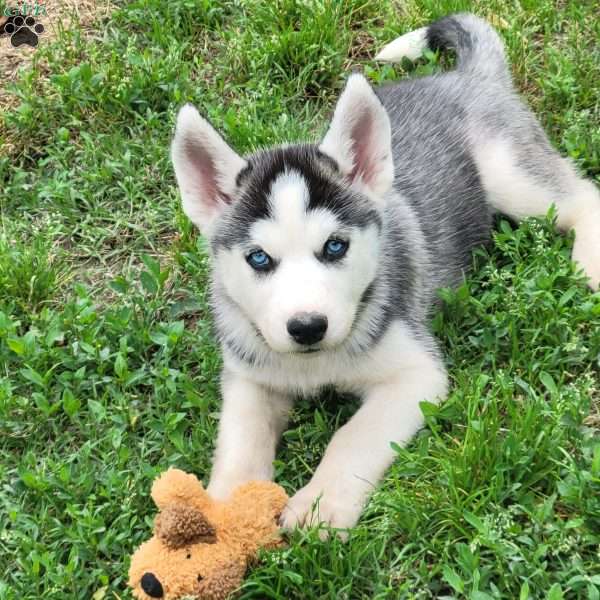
[197, 574, 204, 582]
[186, 553, 191, 559]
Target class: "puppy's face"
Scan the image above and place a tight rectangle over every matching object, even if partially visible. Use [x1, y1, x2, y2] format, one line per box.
[171, 75, 394, 355]
[213, 149, 381, 353]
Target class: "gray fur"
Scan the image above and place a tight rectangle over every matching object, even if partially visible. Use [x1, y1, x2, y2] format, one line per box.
[208, 12, 586, 376]
[426, 14, 510, 82]
[370, 12, 585, 305]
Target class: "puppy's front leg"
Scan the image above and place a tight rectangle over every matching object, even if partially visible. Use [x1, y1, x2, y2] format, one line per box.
[280, 361, 448, 538]
[207, 369, 293, 500]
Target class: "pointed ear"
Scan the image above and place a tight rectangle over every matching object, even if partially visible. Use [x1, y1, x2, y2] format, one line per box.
[319, 74, 394, 198]
[171, 104, 247, 235]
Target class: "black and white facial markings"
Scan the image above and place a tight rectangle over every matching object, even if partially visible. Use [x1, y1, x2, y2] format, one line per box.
[171, 75, 397, 356]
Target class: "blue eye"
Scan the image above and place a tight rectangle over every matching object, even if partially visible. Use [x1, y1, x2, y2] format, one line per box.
[246, 249, 272, 271]
[323, 238, 348, 261]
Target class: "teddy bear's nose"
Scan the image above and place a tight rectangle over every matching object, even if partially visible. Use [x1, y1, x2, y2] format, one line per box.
[141, 572, 164, 598]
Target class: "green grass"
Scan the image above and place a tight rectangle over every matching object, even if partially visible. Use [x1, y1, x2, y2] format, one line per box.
[1, 0, 599, 598]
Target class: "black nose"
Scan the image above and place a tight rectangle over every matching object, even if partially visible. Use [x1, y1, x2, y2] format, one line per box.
[141, 572, 164, 598]
[287, 312, 328, 345]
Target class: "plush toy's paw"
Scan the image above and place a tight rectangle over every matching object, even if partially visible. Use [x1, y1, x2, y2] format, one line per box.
[279, 483, 363, 541]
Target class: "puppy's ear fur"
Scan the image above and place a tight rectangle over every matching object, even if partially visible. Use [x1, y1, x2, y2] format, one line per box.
[320, 74, 394, 198]
[171, 104, 247, 235]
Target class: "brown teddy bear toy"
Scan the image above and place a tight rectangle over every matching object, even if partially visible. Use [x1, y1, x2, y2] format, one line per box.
[128, 468, 288, 600]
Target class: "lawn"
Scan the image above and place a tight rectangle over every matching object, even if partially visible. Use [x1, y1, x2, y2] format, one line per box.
[1, 0, 599, 598]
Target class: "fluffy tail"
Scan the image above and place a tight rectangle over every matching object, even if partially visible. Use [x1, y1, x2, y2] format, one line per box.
[375, 13, 509, 82]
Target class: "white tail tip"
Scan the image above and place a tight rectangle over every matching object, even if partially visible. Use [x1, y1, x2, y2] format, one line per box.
[374, 27, 428, 63]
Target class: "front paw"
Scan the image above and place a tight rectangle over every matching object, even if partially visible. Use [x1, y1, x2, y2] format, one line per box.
[206, 478, 236, 501]
[279, 483, 363, 540]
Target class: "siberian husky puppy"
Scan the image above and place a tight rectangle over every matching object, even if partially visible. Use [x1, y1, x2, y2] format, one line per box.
[171, 13, 600, 536]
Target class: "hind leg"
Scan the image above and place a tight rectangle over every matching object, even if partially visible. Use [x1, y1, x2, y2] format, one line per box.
[474, 136, 600, 289]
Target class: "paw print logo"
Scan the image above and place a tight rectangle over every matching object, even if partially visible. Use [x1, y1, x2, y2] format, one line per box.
[1, 15, 45, 47]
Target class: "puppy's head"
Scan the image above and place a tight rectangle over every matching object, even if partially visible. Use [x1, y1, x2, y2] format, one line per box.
[172, 74, 394, 354]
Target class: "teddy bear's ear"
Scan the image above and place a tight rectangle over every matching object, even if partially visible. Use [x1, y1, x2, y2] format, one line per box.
[155, 504, 217, 548]
[151, 468, 211, 510]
